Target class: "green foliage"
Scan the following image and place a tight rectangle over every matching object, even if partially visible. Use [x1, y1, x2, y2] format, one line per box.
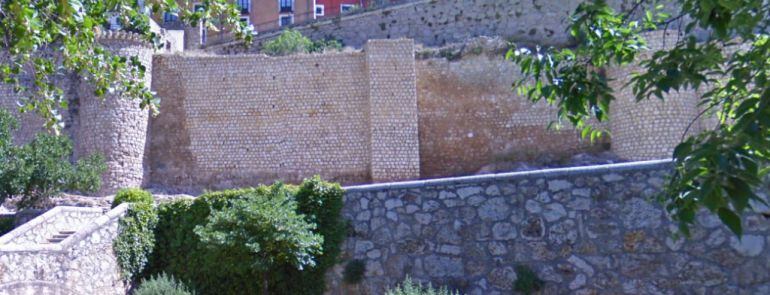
[113, 188, 154, 208]
[114, 202, 158, 283]
[0, 0, 252, 129]
[133, 273, 193, 295]
[508, 0, 770, 236]
[0, 217, 14, 236]
[270, 176, 346, 294]
[343, 259, 366, 285]
[513, 265, 544, 294]
[385, 276, 461, 295]
[146, 178, 345, 295]
[0, 110, 106, 209]
[194, 183, 323, 294]
[262, 29, 342, 56]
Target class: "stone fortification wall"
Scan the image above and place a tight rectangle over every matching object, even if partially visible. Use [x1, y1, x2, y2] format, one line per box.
[76, 31, 154, 195]
[416, 44, 601, 178]
[148, 39, 420, 192]
[365, 40, 421, 182]
[0, 204, 128, 295]
[607, 30, 701, 160]
[329, 160, 770, 294]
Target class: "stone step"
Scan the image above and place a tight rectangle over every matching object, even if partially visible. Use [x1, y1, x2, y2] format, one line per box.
[46, 230, 75, 243]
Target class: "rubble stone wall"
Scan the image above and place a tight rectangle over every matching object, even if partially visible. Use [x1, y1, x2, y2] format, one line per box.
[328, 160, 770, 294]
[211, 0, 658, 54]
[0, 205, 128, 295]
[0, 207, 103, 245]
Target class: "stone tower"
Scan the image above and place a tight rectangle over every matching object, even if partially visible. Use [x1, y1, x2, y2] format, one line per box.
[75, 30, 154, 195]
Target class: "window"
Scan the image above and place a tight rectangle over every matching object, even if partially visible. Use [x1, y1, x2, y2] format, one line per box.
[279, 0, 293, 13]
[279, 14, 293, 27]
[315, 4, 324, 17]
[341, 4, 356, 13]
[237, 0, 250, 14]
[163, 11, 179, 23]
[239, 16, 250, 26]
[193, 3, 205, 13]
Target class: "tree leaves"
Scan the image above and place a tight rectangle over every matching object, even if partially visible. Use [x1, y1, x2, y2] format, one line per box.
[509, 0, 770, 237]
[0, 0, 253, 131]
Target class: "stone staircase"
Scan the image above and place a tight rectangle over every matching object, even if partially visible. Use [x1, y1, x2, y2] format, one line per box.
[46, 230, 76, 244]
[0, 204, 129, 294]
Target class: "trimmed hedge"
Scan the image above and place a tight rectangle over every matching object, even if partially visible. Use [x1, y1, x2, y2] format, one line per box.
[145, 176, 345, 295]
[113, 188, 153, 208]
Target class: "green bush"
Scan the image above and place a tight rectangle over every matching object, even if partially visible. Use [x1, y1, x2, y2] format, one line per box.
[145, 177, 346, 295]
[262, 29, 342, 56]
[385, 276, 461, 295]
[133, 273, 193, 295]
[0, 217, 14, 236]
[113, 188, 154, 208]
[270, 176, 346, 294]
[114, 202, 158, 283]
[343, 259, 366, 284]
[0, 110, 106, 209]
[513, 265, 544, 294]
[195, 183, 323, 295]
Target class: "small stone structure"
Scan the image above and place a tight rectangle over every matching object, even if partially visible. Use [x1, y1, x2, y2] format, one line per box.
[0, 204, 128, 294]
[328, 160, 770, 294]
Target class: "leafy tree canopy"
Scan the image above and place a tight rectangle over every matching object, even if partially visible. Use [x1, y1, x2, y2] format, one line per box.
[509, 0, 770, 236]
[0, 0, 252, 131]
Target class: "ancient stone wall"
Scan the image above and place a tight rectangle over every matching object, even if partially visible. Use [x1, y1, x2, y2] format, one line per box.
[416, 48, 601, 178]
[328, 160, 770, 294]
[76, 31, 154, 195]
[365, 40, 420, 182]
[607, 30, 701, 160]
[148, 39, 419, 192]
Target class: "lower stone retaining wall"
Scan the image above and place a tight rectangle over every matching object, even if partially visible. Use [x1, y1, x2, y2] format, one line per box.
[328, 160, 770, 294]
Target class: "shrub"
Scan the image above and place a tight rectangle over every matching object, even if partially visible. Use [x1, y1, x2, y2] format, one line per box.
[133, 273, 193, 295]
[194, 183, 323, 295]
[270, 176, 346, 294]
[0, 217, 13, 236]
[145, 177, 345, 295]
[114, 202, 158, 283]
[342, 259, 366, 284]
[386, 276, 461, 295]
[113, 188, 154, 208]
[513, 265, 544, 295]
[262, 29, 341, 56]
[0, 110, 106, 209]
